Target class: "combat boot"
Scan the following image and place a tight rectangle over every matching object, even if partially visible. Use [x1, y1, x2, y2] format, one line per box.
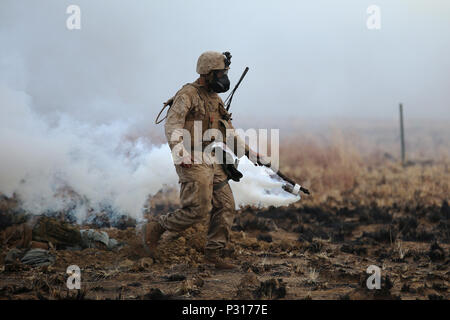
[204, 249, 237, 270]
[142, 221, 165, 258]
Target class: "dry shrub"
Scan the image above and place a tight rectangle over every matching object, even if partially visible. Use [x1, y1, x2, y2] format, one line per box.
[279, 127, 449, 208]
[280, 129, 363, 195]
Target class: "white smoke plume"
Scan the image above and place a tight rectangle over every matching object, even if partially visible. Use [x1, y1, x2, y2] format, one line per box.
[0, 83, 298, 222]
[0, 84, 179, 222]
[232, 157, 300, 208]
[0, 1, 299, 223]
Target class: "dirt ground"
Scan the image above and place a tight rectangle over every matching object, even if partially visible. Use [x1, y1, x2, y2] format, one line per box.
[0, 153, 449, 300]
[0, 200, 448, 300]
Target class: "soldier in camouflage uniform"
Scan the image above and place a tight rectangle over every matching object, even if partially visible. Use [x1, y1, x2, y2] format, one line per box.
[143, 51, 259, 269]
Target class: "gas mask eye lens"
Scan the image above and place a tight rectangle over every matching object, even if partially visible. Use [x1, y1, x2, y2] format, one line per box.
[209, 69, 230, 93]
[215, 70, 228, 77]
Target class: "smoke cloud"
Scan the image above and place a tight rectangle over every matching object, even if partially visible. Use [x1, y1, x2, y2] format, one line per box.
[0, 82, 298, 222]
[0, 83, 179, 222]
[0, 1, 299, 222]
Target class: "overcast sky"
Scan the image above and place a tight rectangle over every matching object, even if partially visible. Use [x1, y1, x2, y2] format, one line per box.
[1, 0, 449, 128]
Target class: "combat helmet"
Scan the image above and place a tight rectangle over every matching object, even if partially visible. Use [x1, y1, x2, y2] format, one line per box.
[196, 51, 231, 75]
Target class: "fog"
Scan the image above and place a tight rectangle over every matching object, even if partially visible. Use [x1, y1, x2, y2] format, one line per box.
[1, 0, 449, 125]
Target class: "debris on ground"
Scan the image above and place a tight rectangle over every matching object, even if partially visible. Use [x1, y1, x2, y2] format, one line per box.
[254, 278, 287, 300]
[4, 248, 23, 265]
[1, 223, 32, 248]
[32, 217, 82, 249]
[428, 241, 446, 262]
[140, 288, 175, 300]
[80, 229, 121, 250]
[20, 248, 55, 267]
[163, 273, 187, 282]
[0, 161, 449, 300]
[235, 274, 260, 299]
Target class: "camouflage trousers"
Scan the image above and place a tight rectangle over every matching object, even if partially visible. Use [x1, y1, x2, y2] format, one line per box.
[159, 163, 235, 251]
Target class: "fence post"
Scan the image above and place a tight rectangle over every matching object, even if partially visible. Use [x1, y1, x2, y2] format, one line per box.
[399, 103, 405, 166]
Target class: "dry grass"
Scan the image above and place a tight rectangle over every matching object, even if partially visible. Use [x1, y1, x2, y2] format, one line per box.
[281, 131, 363, 194]
[279, 128, 449, 208]
[144, 126, 449, 212]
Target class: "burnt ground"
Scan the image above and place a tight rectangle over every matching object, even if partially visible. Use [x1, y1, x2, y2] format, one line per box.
[0, 200, 448, 300]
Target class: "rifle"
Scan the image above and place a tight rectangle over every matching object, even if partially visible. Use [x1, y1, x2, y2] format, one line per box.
[224, 67, 249, 113]
[276, 169, 310, 195]
[255, 159, 310, 196]
[223, 66, 310, 196]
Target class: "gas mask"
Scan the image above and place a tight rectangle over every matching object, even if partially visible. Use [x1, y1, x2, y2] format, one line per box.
[208, 69, 230, 93]
[207, 51, 232, 93]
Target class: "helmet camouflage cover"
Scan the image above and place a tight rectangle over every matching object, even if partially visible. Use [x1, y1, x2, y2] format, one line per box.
[196, 51, 231, 75]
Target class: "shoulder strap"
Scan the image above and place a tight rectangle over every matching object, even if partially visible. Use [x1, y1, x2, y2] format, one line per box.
[154, 83, 193, 125]
[154, 98, 173, 124]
